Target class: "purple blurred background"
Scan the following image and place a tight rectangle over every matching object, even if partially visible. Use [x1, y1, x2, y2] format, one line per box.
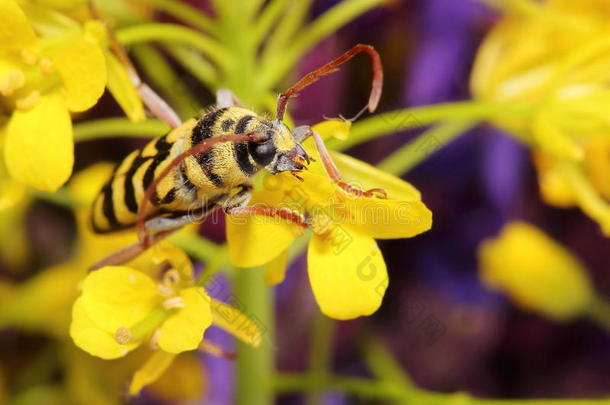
[274, 0, 610, 402]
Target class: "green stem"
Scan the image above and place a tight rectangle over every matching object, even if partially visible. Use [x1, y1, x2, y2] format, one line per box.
[253, 0, 292, 46]
[131, 44, 199, 118]
[214, 2, 258, 104]
[378, 121, 476, 174]
[274, 374, 610, 404]
[259, 0, 312, 70]
[338, 101, 532, 151]
[275, 374, 411, 401]
[362, 338, 414, 388]
[585, 295, 610, 334]
[559, 161, 610, 236]
[234, 267, 274, 405]
[73, 118, 168, 142]
[305, 313, 335, 405]
[165, 45, 219, 90]
[116, 23, 231, 71]
[147, 0, 216, 33]
[259, 0, 388, 90]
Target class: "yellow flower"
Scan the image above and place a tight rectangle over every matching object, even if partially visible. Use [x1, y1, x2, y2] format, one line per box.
[70, 247, 263, 394]
[0, 0, 107, 191]
[227, 121, 432, 320]
[65, 165, 263, 394]
[70, 248, 212, 359]
[478, 221, 594, 321]
[146, 352, 206, 402]
[471, 0, 610, 234]
[0, 0, 146, 192]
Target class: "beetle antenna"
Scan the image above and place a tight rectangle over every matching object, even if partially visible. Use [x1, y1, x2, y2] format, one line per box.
[276, 44, 383, 121]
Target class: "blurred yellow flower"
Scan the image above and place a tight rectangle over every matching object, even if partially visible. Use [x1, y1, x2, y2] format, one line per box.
[0, 0, 107, 192]
[147, 353, 207, 402]
[0, 0, 147, 194]
[227, 121, 432, 320]
[478, 221, 594, 321]
[70, 251, 212, 359]
[71, 248, 263, 394]
[471, 0, 610, 234]
[0, 163, 131, 337]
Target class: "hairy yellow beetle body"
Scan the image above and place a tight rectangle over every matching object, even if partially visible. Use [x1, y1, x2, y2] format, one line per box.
[91, 106, 304, 233]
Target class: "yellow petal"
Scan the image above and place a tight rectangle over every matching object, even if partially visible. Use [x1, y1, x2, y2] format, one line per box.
[532, 110, 583, 161]
[70, 297, 140, 359]
[53, 39, 107, 112]
[308, 230, 388, 320]
[157, 287, 211, 353]
[295, 142, 432, 239]
[4, 92, 73, 192]
[148, 242, 194, 281]
[584, 137, 610, 200]
[332, 151, 424, 200]
[534, 152, 576, 208]
[0, 0, 36, 52]
[105, 50, 145, 122]
[346, 196, 432, 239]
[148, 353, 206, 402]
[312, 120, 351, 140]
[129, 350, 176, 396]
[33, 0, 89, 10]
[210, 298, 263, 347]
[299, 137, 424, 202]
[226, 191, 298, 268]
[79, 266, 159, 333]
[264, 249, 289, 285]
[478, 221, 594, 321]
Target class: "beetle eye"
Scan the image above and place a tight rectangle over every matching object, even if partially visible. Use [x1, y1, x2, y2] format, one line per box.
[249, 140, 276, 166]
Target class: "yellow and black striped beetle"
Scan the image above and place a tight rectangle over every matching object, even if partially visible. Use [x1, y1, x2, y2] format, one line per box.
[89, 43, 384, 270]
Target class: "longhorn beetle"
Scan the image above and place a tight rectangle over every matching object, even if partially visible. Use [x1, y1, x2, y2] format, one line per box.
[89, 27, 384, 270]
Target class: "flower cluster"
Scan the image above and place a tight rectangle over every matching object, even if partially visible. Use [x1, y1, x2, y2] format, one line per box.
[0, 0, 144, 193]
[471, 0, 610, 234]
[226, 121, 432, 320]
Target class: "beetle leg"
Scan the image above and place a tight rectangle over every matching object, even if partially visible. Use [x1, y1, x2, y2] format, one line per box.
[225, 205, 310, 228]
[137, 82, 182, 128]
[90, 205, 216, 271]
[88, 228, 177, 271]
[307, 129, 387, 198]
[221, 184, 253, 212]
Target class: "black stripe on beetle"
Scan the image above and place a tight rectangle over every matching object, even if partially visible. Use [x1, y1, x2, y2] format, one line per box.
[221, 118, 235, 132]
[233, 143, 257, 176]
[235, 115, 254, 134]
[102, 181, 119, 229]
[197, 150, 224, 187]
[192, 108, 228, 145]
